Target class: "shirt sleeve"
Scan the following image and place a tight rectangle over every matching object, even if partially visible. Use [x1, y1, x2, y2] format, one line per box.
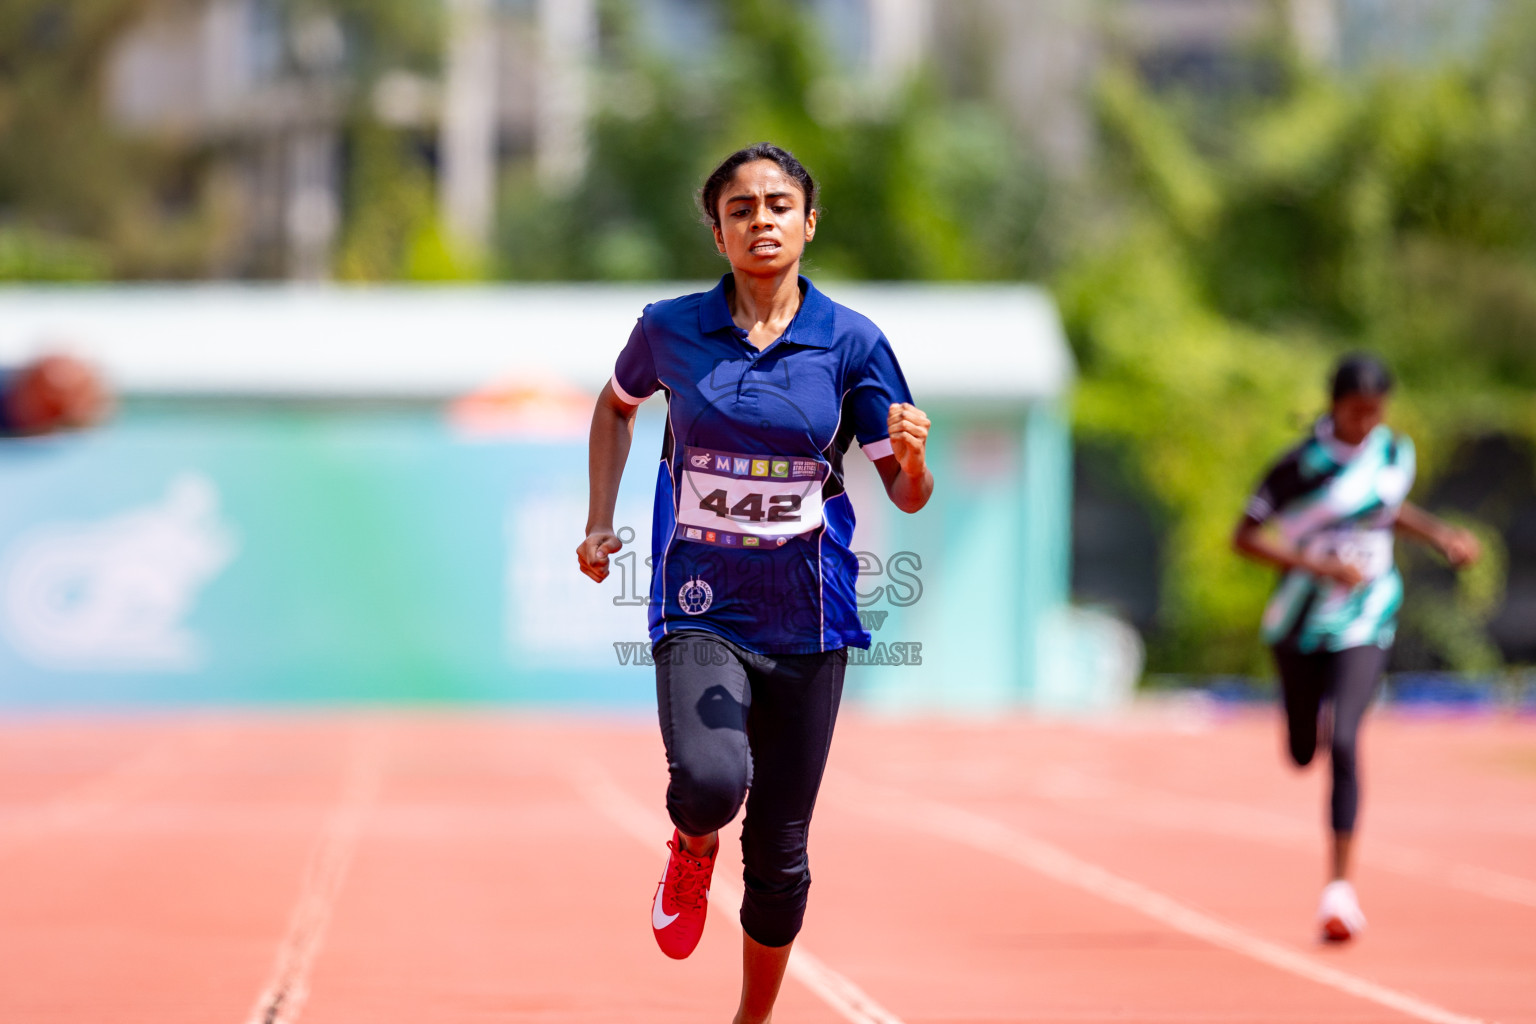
[847, 335, 914, 461]
[1243, 451, 1305, 525]
[1393, 434, 1416, 495]
[610, 311, 659, 406]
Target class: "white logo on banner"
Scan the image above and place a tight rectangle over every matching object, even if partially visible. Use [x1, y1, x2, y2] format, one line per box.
[506, 494, 649, 667]
[1, 474, 238, 671]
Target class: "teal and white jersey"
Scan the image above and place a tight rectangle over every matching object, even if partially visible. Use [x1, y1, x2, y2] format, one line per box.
[1244, 419, 1416, 652]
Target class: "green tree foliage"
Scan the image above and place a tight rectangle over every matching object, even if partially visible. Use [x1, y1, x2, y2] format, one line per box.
[0, 0, 165, 278]
[316, 0, 449, 282]
[497, 0, 1049, 282]
[1065, 19, 1536, 673]
[332, 111, 474, 282]
[0, 0, 443, 281]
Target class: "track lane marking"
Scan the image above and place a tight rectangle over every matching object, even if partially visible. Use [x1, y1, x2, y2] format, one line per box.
[837, 774, 1493, 1024]
[1441, 862, 1536, 909]
[0, 726, 235, 858]
[574, 764, 907, 1024]
[244, 724, 388, 1024]
[1026, 766, 1536, 912]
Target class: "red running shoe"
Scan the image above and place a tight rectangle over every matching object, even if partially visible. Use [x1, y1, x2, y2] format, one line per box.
[651, 829, 716, 959]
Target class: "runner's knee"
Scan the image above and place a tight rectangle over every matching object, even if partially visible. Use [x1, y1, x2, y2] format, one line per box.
[667, 763, 747, 836]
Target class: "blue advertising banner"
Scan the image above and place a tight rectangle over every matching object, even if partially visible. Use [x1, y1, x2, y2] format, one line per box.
[0, 396, 1076, 711]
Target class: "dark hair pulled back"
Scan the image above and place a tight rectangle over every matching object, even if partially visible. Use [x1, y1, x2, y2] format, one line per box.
[1330, 352, 1395, 402]
[699, 142, 817, 228]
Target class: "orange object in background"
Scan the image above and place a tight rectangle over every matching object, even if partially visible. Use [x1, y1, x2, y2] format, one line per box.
[447, 375, 594, 442]
[3, 353, 113, 435]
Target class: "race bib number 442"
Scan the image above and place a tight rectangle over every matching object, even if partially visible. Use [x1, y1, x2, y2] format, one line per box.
[676, 446, 828, 549]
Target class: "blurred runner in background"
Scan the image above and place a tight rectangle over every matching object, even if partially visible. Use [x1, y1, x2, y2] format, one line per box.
[0, 353, 112, 437]
[1233, 353, 1481, 942]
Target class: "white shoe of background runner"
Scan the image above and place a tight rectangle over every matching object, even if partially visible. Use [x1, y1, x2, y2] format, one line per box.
[1317, 879, 1367, 941]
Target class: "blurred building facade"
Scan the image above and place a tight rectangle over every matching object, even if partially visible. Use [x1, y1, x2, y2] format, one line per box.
[102, 0, 947, 277]
[100, 0, 1504, 281]
[106, 0, 350, 280]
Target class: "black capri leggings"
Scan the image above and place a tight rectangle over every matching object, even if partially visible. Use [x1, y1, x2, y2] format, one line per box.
[655, 631, 846, 949]
[1272, 643, 1388, 834]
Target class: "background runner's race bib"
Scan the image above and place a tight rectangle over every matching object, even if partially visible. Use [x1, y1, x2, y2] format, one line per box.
[1304, 528, 1395, 582]
[676, 446, 827, 548]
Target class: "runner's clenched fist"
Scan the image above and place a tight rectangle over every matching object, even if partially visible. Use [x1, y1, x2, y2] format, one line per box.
[887, 402, 930, 480]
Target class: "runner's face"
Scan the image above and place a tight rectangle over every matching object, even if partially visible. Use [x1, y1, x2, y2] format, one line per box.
[1331, 393, 1386, 445]
[712, 161, 816, 277]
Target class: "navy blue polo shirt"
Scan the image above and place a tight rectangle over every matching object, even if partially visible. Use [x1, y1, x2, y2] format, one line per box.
[611, 274, 913, 654]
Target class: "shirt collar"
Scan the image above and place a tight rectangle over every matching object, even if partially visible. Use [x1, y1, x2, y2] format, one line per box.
[698, 273, 834, 348]
[1315, 416, 1372, 463]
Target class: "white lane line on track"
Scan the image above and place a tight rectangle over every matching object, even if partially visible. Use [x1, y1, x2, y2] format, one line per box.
[840, 776, 1494, 1024]
[573, 764, 907, 1024]
[1034, 768, 1536, 912]
[0, 727, 233, 857]
[244, 725, 388, 1024]
[0, 746, 175, 851]
[1442, 862, 1536, 909]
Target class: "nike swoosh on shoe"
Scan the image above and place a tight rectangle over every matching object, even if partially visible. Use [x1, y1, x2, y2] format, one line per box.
[652, 883, 679, 929]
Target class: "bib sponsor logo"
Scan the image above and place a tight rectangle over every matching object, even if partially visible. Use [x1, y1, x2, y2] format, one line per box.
[679, 577, 713, 615]
[678, 446, 828, 548]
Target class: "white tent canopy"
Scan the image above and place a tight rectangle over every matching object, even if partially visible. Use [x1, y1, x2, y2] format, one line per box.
[0, 283, 1073, 400]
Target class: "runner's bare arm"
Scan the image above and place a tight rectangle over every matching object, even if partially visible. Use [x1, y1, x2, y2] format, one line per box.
[578, 381, 641, 583]
[1232, 518, 1366, 587]
[874, 402, 934, 514]
[1393, 501, 1481, 568]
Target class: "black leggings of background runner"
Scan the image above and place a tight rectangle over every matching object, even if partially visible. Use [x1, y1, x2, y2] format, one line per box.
[654, 630, 846, 948]
[1271, 643, 1389, 834]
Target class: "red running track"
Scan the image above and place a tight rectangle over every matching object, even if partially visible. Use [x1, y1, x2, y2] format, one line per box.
[0, 706, 1530, 1023]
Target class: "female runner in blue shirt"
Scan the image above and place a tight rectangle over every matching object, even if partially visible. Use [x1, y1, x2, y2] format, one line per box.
[578, 142, 933, 1023]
